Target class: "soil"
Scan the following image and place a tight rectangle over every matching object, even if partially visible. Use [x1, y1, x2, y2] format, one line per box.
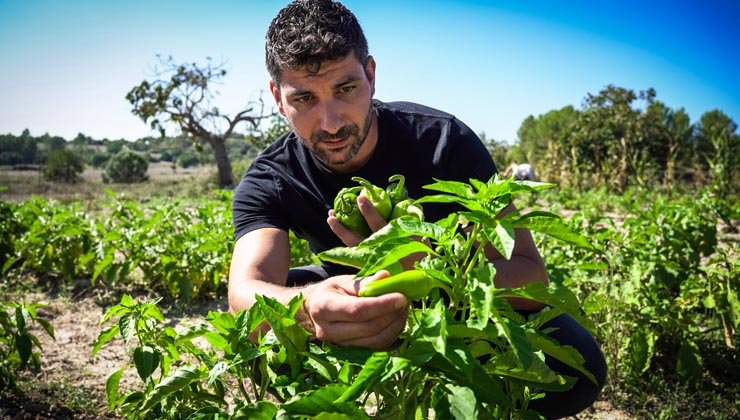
[0, 288, 631, 419]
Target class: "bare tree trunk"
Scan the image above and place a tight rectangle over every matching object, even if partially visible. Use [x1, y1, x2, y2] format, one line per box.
[210, 136, 234, 187]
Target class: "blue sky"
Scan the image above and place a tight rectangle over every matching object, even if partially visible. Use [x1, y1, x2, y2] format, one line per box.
[1, 0, 738, 144]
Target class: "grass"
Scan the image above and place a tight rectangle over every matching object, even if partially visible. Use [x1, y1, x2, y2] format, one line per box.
[0, 162, 217, 204]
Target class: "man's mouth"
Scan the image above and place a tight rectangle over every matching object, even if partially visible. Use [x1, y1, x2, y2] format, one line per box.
[324, 136, 350, 150]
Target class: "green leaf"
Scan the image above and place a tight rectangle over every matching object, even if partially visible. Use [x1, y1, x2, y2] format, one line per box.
[15, 306, 27, 332]
[513, 211, 595, 250]
[424, 340, 509, 409]
[334, 352, 389, 403]
[526, 330, 597, 384]
[204, 332, 230, 351]
[16, 333, 32, 365]
[495, 283, 593, 330]
[318, 246, 373, 269]
[106, 367, 125, 411]
[493, 220, 516, 260]
[490, 311, 535, 370]
[414, 194, 485, 212]
[133, 345, 160, 381]
[118, 314, 135, 343]
[356, 240, 436, 277]
[281, 384, 367, 418]
[255, 295, 308, 374]
[360, 217, 446, 247]
[467, 263, 496, 330]
[230, 401, 278, 420]
[92, 324, 120, 356]
[206, 311, 236, 335]
[423, 178, 476, 198]
[35, 318, 55, 340]
[446, 384, 478, 420]
[486, 350, 568, 389]
[412, 301, 447, 355]
[140, 365, 205, 411]
[207, 361, 229, 387]
[93, 252, 114, 282]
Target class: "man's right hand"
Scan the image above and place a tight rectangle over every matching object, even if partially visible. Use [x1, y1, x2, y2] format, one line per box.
[301, 271, 408, 349]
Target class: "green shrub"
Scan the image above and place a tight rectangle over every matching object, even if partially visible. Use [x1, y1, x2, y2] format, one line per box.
[176, 151, 201, 168]
[90, 151, 111, 168]
[103, 149, 149, 183]
[41, 149, 84, 183]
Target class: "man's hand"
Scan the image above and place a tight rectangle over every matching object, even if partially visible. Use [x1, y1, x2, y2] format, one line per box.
[302, 271, 408, 349]
[328, 195, 388, 247]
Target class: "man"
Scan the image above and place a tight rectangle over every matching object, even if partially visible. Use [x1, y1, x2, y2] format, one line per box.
[503, 162, 537, 181]
[229, 1, 605, 417]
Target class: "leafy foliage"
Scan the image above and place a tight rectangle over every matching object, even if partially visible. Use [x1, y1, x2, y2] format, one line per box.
[0, 300, 55, 394]
[42, 149, 85, 183]
[103, 149, 149, 183]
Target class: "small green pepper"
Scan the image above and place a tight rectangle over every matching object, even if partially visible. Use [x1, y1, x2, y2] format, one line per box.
[333, 186, 371, 237]
[358, 270, 445, 301]
[386, 174, 408, 208]
[351, 176, 393, 220]
[389, 198, 424, 221]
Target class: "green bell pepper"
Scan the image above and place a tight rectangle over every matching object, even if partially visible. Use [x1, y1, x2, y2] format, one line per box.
[333, 185, 372, 237]
[351, 176, 393, 220]
[386, 174, 408, 208]
[389, 198, 424, 221]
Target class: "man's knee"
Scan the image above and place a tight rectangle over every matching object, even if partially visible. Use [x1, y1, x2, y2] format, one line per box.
[529, 314, 608, 419]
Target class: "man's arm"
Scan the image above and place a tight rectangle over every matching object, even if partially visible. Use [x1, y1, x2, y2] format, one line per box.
[228, 227, 408, 349]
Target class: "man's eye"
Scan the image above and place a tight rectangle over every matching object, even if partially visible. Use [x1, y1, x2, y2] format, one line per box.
[294, 95, 311, 103]
[340, 85, 356, 94]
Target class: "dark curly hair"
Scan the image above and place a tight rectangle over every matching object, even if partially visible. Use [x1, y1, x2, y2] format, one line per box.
[266, 0, 369, 85]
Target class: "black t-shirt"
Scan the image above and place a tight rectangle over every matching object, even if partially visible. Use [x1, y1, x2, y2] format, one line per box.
[232, 100, 498, 256]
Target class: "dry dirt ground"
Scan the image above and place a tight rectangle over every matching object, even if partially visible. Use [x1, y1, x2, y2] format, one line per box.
[0, 289, 229, 420]
[0, 288, 631, 420]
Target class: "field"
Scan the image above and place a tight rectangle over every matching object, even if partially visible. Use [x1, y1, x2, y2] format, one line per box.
[1, 164, 738, 419]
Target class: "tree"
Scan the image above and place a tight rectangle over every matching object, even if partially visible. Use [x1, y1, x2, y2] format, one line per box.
[126, 56, 273, 187]
[42, 149, 84, 183]
[697, 110, 739, 198]
[103, 149, 149, 183]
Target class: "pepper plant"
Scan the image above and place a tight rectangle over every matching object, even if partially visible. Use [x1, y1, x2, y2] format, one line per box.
[0, 299, 55, 394]
[319, 175, 600, 417]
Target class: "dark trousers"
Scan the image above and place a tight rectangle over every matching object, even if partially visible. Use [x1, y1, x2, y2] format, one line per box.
[287, 265, 607, 419]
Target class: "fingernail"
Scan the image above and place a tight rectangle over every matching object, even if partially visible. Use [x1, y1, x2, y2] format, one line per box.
[395, 298, 407, 309]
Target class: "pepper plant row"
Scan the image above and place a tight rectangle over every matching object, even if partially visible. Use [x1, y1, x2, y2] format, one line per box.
[1, 191, 236, 301]
[534, 188, 739, 387]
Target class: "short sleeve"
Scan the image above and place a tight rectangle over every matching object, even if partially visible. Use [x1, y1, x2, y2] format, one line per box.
[232, 160, 289, 241]
[444, 117, 498, 182]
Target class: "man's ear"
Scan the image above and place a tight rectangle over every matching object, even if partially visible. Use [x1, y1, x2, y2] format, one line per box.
[269, 80, 285, 115]
[365, 56, 376, 97]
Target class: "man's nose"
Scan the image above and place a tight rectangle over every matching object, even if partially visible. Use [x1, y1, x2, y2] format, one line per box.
[318, 100, 344, 135]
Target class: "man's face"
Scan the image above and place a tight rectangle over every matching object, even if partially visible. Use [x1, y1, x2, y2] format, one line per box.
[270, 52, 377, 173]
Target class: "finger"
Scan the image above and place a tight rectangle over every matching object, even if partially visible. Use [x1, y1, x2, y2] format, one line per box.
[327, 213, 363, 247]
[357, 195, 388, 233]
[351, 270, 391, 292]
[337, 307, 409, 349]
[317, 290, 407, 323]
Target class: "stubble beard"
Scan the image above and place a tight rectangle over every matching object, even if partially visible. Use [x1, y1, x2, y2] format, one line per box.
[300, 102, 375, 167]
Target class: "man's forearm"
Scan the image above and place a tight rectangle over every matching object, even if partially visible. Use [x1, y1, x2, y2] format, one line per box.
[492, 254, 548, 311]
